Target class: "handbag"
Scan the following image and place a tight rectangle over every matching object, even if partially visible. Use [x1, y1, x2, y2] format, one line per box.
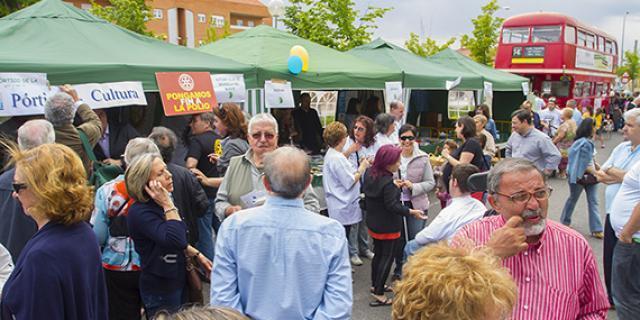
[78, 130, 124, 189]
[576, 172, 598, 185]
[185, 255, 204, 304]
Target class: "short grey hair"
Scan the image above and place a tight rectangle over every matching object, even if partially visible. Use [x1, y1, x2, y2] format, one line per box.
[375, 113, 395, 134]
[123, 137, 160, 166]
[624, 108, 640, 126]
[487, 158, 543, 194]
[44, 92, 76, 127]
[263, 146, 310, 199]
[248, 113, 278, 135]
[197, 112, 216, 128]
[17, 119, 55, 150]
[148, 126, 178, 163]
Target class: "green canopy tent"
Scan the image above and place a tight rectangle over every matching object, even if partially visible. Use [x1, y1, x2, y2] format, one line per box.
[0, 0, 256, 91]
[348, 38, 483, 90]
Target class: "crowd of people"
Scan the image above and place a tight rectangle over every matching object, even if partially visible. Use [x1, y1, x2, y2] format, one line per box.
[0, 84, 639, 320]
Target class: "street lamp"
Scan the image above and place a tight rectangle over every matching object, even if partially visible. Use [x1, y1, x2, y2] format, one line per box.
[621, 11, 629, 65]
[268, 0, 285, 29]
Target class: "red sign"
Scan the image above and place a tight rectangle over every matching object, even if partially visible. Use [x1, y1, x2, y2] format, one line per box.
[156, 72, 217, 116]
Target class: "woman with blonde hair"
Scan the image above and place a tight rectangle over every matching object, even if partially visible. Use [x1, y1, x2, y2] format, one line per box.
[1, 143, 108, 319]
[392, 243, 517, 320]
[552, 108, 577, 179]
[154, 306, 248, 320]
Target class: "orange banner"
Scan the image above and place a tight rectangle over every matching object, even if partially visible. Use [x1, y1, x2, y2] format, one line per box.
[156, 72, 217, 116]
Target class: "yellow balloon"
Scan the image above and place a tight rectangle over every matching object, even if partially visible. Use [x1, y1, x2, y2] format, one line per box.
[290, 45, 309, 72]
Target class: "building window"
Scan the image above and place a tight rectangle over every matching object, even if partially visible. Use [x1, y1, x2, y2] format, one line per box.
[236, 19, 244, 26]
[211, 15, 225, 28]
[153, 9, 163, 19]
[198, 14, 206, 23]
[248, 20, 255, 27]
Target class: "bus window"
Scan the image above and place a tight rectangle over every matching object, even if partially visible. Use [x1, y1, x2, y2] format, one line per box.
[564, 26, 576, 44]
[586, 34, 595, 48]
[575, 82, 593, 97]
[605, 40, 613, 54]
[532, 25, 561, 43]
[542, 81, 570, 97]
[595, 83, 607, 96]
[597, 36, 605, 52]
[578, 30, 587, 46]
[502, 27, 529, 43]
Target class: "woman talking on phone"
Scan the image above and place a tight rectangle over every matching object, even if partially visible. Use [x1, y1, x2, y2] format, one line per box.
[126, 154, 212, 318]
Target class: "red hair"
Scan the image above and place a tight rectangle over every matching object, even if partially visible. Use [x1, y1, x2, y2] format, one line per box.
[370, 144, 402, 178]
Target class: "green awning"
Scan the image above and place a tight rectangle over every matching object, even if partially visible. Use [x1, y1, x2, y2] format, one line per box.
[348, 38, 484, 90]
[428, 49, 528, 91]
[197, 25, 401, 90]
[0, 0, 255, 91]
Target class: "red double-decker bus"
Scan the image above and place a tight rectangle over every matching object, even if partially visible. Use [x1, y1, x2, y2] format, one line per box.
[495, 12, 618, 109]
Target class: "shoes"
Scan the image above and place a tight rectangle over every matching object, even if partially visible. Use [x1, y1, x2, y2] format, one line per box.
[369, 295, 393, 307]
[350, 255, 363, 266]
[592, 232, 604, 239]
[601, 145, 605, 149]
[361, 250, 375, 260]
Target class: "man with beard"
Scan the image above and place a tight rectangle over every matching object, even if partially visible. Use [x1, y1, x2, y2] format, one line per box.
[453, 158, 609, 319]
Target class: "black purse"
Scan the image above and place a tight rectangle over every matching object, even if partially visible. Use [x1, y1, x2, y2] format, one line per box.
[577, 173, 598, 186]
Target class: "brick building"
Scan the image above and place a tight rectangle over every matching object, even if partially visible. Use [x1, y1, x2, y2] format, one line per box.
[66, 0, 272, 47]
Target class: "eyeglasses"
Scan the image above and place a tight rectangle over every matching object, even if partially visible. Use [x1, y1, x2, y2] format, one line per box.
[251, 132, 276, 141]
[494, 187, 552, 204]
[12, 183, 27, 193]
[400, 135, 415, 141]
[353, 126, 365, 132]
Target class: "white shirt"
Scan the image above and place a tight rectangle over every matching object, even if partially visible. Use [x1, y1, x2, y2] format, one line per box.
[0, 244, 13, 298]
[539, 108, 562, 136]
[322, 148, 362, 226]
[414, 195, 486, 245]
[534, 97, 545, 112]
[389, 120, 402, 142]
[343, 138, 376, 170]
[610, 160, 640, 239]
[374, 132, 395, 152]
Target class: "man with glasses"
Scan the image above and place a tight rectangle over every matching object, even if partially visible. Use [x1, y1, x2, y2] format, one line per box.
[506, 109, 561, 177]
[453, 158, 609, 319]
[215, 113, 319, 223]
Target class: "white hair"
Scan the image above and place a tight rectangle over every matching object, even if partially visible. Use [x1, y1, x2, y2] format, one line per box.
[248, 113, 278, 135]
[44, 92, 76, 127]
[263, 146, 310, 198]
[624, 108, 640, 126]
[123, 138, 161, 166]
[17, 119, 55, 150]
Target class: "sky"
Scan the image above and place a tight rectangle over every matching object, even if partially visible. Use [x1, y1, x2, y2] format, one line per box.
[262, 0, 640, 55]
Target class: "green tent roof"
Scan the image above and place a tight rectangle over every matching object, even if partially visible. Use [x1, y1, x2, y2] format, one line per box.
[0, 0, 255, 91]
[348, 38, 484, 90]
[428, 49, 528, 91]
[197, 25, 401, 90]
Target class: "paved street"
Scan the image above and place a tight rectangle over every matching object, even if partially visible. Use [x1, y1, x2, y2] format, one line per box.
[350, 132, 624, 320]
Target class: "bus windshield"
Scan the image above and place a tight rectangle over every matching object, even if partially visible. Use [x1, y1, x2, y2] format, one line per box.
[532, 26, 562, 43]
[502, 27, 529, 44]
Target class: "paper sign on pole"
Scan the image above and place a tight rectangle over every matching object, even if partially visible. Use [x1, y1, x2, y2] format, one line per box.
[447, 90, 475, 120]
[0, 73, 53, 116]
[445, 76, 462, 90]
[385, 81, 403, 103]
[211, 74, 246, 103]
[264, 80, 294, 109]
[156, 72, 217, 116]
[594, 98, 602, 110]
[74, 81, 146, 109]
[521, 82, 530, 96]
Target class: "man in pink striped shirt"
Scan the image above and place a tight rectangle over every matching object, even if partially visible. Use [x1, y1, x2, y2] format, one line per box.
[453, 158, 609, 319]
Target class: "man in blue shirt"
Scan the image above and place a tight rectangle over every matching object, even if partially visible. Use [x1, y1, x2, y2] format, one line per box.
[595, 108, 640, 306]
[211, 146, 352, 320]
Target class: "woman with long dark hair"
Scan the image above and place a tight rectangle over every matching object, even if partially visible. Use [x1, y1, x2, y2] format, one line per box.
[363, 145, 426, 307]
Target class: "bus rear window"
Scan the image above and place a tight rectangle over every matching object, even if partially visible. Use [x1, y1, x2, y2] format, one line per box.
[532, 26, 561, 43]
[542, 81, 570, 98]
[502, 27, 529, 44]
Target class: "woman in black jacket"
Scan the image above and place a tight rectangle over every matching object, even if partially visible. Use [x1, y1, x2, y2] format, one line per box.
[363, 144, 426, 307]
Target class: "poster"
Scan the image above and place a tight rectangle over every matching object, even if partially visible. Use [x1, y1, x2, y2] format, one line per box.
[447, 90, 475, 120]
[156, 72, 217, 116]
[264, 80, 294, 109]
[0, 73, 51, 116]
[521, 81, 530, 96]
[575, 48, 614, 72]
[210, 74, 246, 103]
[483, 81, 493, 113]
[385, 81, 403, 103]
[74, 81, 146, 109]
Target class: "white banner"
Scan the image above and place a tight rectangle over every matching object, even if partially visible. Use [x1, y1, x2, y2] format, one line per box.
[0, 73, 52, 116]
[211, 74, 246, 103]
[264, 80, 294, 109]
[445, 76, 462, 90]
[75, 81, 146, 109]
[384, 81, 403, 103]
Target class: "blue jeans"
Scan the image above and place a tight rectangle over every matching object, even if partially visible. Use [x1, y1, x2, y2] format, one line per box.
[560, 182, 603, 233]
[140, 288, 183, 319]
[196, 199, 216, 260]
[348, 211, 370, 256]
[612, 241, 640, 319]
[405, 214, 426, 240]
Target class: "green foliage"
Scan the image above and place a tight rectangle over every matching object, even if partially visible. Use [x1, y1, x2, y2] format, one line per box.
[282, 0, 391, 51]
[459, 0, 504, 66]
[202, 20, 231, 45]
[0, 0, 39, 17]
[618, 51, 640, 89]
[405, 32, 456, 57]
[90, 0, 153, 36]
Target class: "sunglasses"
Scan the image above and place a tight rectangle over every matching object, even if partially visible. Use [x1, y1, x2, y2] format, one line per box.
[12, 183, 27, 193]
[251, 132, 276, 140]
[400, 135, 415, 141]
[353, 126, 365, 132]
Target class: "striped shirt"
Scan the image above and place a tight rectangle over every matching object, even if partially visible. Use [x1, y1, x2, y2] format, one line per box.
[453, 215, 609, 320]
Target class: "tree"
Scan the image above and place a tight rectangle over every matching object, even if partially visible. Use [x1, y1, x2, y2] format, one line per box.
[90, 0, 153, 36]
[618, 51, 640, 90]
[459, 0, 504, 66]
[405, 32, 456, 57]
[202, 21, 232, 45]
[282, 0, 391, 51]
[0, 0, 39, 17]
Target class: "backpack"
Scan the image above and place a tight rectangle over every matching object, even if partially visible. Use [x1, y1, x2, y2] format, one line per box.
[78, 130, 124, 189]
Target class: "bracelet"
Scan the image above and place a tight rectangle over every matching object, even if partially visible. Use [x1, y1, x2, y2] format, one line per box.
[164, 207, 177, 214]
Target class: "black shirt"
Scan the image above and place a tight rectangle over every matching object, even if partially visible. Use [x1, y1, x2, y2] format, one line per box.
[292, 107, 323, 154]
[186, 131, 221, 198]
[442, 137, 486, 192]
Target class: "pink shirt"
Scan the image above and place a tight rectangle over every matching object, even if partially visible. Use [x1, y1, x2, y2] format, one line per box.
[453, 215, 609, 320]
